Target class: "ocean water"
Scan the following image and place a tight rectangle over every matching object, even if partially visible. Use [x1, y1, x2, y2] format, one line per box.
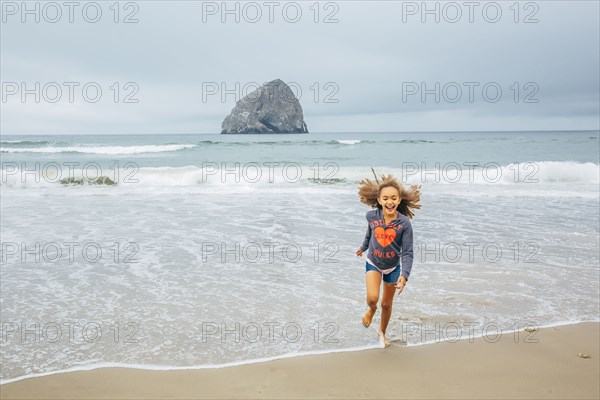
[1, 131, 599, 383]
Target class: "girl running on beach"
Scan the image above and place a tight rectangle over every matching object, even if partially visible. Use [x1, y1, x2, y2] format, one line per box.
[356, 172, 421, 346]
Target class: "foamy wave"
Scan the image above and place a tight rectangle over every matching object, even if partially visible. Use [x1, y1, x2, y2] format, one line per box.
[528, 161, 599, 184]
[375, 161, 600, 185]
[2, 320, 596, 384]
[0, 144, 196, 155]
[336, 140, 361, 145]
[0, 344, 382, 385]
[1, 162, 597, 189]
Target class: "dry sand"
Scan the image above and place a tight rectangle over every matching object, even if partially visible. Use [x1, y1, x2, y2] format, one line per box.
[1, 322, 598, 399]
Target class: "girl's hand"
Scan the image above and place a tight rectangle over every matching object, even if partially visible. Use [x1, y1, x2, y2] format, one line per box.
[356, 248, 363, 256]
[395, 276, 407, 295]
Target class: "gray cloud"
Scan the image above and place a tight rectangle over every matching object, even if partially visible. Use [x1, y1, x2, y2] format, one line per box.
[1, 0, 598, 134]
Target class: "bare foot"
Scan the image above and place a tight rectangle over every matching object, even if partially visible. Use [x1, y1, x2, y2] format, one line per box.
[377, 328, 390, 347]
[362, 308, 375, 327]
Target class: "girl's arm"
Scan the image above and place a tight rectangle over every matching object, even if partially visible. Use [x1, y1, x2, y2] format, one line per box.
[359, 223, 372, 252]
[400, 220, 414, 282]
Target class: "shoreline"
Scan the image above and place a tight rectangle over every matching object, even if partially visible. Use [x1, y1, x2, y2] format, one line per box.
[1, 321, 598, 399]
[2, 319, 596, 386]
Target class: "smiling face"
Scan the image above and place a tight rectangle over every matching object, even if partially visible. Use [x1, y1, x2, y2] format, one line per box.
[377, 186, 401, 218]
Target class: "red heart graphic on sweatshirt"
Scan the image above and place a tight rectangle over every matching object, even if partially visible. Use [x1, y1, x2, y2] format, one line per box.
[374, 227, 396, 247]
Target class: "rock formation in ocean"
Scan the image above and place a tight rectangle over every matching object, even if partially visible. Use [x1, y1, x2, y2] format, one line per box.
[221, 79, 308, 134]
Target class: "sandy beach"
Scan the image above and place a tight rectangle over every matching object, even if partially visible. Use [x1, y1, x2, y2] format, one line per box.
[1, 322, 598, 400]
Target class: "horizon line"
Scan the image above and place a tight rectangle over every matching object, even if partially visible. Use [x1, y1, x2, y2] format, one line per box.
[1, 129, 599, 136]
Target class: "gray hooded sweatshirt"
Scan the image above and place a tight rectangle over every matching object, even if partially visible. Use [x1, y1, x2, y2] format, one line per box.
[360, 208, 414, 282]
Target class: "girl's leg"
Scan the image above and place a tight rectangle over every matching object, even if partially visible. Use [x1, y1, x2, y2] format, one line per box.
[378, 282, 397, 345]
[362, 271, 382, 327]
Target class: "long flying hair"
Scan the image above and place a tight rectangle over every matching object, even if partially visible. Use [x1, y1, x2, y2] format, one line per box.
[358, 168, 421, 219]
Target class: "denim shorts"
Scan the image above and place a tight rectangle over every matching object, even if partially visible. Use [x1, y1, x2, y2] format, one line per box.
[365, 262, 401, 285]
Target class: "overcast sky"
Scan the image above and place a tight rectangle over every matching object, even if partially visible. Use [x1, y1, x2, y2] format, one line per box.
[1, 0, 599, 134]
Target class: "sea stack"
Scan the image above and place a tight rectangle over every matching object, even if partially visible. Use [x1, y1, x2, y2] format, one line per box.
[221, 79, 308, 134]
